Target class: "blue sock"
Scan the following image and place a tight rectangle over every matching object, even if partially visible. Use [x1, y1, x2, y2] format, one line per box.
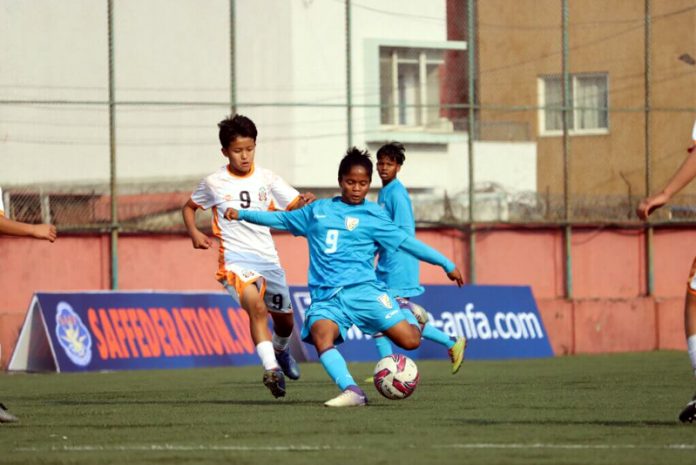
[319, 348, 357, 391]
[374, 335, 394, 358]
[422, 324, 455, 349]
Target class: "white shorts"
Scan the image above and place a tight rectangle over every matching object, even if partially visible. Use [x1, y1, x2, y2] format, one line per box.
[220, 265, 293, 313]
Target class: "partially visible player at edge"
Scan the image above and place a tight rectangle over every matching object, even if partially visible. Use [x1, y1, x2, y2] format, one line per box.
[636, 118, 696, 423]
[182, 114, 315, 399]
[224, 148, 464, 407]
[0, 187, 57, 423]
[372, 142, 467, 374]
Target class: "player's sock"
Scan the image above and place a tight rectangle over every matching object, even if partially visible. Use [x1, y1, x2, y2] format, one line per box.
[272, 333, 290, 353]
[422, 324, 455, 349]
[319, 347, 356, 391]
[256, 340, 280, 371]
[400, 308, 423, 333]
[688, 334, 696, 376]
[373, 334, 394, 358]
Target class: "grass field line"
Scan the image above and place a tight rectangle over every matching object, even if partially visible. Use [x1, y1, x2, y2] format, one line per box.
[15, 442, 696, 453]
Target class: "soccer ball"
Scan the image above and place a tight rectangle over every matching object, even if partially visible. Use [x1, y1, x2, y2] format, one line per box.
[373, 354, 420, 400]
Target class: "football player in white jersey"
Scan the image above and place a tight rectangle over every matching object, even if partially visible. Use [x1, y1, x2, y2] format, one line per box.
[636, 118, 696, 423]
[182, 115, 314, 399]
[0, 187, 57, 422]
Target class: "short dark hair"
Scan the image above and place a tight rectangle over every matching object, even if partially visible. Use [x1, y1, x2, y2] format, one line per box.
[338, 147, 373, 181]
[218, 114, 258, 148]
[376, 141, 406, 165]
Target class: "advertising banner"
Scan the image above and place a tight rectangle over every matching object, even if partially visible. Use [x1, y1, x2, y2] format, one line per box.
[8, 291, 261, 372]
[9, 285, 552, 372]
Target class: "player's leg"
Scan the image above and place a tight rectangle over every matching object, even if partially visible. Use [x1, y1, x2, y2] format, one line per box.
[301, 297, 367, 407]
[364, 332, 395, 382]
[221, 272, 285, 398]
[372, 333, 394, 358]
[238, 284, 287, 398]
[263, 269, 300, 380]
[269, 312, 300, 380]
[312, 320, 367, 407]
[382, 320, 421, 350]
[679, 264, 696, 422]
[399, 298, 467, 374]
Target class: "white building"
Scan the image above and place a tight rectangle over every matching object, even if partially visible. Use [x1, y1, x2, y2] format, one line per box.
[1, 0, 535, 204]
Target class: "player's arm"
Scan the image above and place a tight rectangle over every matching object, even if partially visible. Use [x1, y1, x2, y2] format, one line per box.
[182, 199, 213, 249]
[286, 192, 317, 211]
[224, 207, 290, 231]
[398, 236, 464, 286]
[636, 150, 696, 220]
[224, 206, 309, 236]
[0, 216, 57, 242]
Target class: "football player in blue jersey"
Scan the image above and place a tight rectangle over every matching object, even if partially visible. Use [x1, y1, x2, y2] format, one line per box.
[372, 142, 467, 375]
[224, 147, 463, 407]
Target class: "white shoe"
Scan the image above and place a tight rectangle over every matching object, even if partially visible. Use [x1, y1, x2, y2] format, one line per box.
[0, 403, 18, 423]
[324, 386, 367, 407]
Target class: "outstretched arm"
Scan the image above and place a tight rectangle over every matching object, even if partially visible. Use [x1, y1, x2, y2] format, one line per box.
[398, 236, 464, 286]
[0, 216, 57, 241]
[224, 207, 291, 231]
[636, 151, 696, 220]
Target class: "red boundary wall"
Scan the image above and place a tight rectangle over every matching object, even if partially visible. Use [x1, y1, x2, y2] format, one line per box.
[0, 227, 692, 368]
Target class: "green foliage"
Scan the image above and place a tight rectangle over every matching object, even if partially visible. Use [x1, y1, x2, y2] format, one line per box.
[1, 352, 695, 465]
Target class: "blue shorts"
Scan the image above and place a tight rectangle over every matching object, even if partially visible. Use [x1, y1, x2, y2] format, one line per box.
[300, 281, 417, 346]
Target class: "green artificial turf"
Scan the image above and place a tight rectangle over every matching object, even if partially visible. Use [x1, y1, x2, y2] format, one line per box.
[1, 351, 695, 465]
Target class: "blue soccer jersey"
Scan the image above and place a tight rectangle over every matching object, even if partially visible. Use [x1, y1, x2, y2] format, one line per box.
[376, 179, 424, 298]
[237, 197, 454, 302]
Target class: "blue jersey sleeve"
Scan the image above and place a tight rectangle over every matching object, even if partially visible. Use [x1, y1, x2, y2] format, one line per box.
[238, 205, 312, 237]
[389, 189, 415, 233]
[399, 236, 456, 273]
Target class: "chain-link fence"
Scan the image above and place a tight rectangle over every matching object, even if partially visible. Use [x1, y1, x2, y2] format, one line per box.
[2, 0, 696, 235]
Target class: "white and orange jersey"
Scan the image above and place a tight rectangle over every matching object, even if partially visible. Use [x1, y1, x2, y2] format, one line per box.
[190, 164, 300, 279]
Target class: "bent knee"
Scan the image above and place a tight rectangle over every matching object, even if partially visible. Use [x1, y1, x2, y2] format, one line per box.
[400, 335, 421, 350]
[393, 329, 421, 350]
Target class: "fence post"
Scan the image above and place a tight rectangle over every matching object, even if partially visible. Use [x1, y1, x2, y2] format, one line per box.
[561, 0, 573, 299]
[107, 0, 119, 290]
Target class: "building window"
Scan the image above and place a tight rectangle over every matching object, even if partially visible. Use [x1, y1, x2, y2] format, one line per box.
[539, 73, 608, 135]
[379, 46, 452, 131]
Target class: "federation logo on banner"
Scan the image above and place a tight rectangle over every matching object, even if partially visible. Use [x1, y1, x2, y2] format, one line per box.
[55, 301, 92, 366]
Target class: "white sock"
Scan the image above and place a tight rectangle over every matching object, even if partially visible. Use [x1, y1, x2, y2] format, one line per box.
[272, 333, 290, 353]
[688, 335, 696, 377]
[256, 341, 279, 371]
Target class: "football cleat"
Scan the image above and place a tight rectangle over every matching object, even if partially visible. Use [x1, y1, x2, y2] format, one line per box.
[276, 349, 301, 380]
[262, 368, 286, 399]
[678, 394, 696, 423]
[0, 403, 18, 423]
[324, 385, 367, 407]
[397, 298, 429, 331]
[448, 337, 467, 374]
